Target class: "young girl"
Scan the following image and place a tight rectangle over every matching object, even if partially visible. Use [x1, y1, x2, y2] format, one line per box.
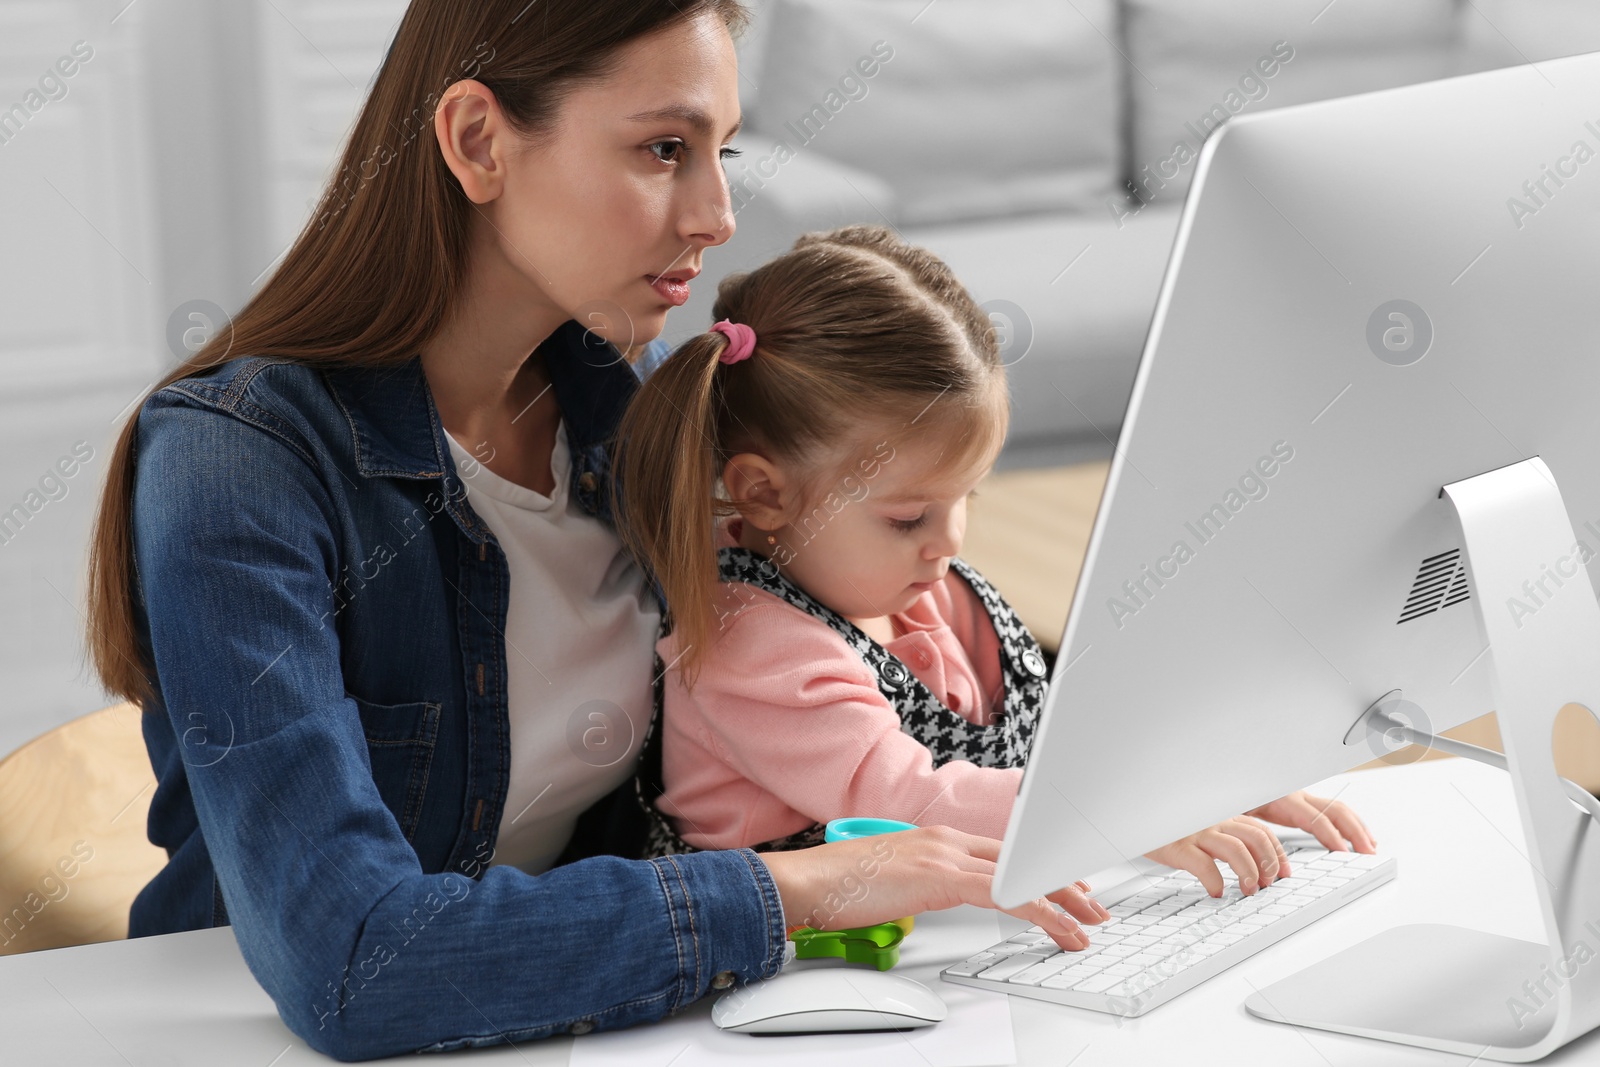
[612, 224, 1371, 891]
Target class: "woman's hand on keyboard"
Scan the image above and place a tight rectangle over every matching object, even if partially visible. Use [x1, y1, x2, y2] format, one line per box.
[1141, 815, 1291, 897]
[1245, 788, 1377, 854]
[757, 825, 1111, 951]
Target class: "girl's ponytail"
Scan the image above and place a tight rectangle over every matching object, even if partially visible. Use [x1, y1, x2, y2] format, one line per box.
[612, 327, 745, 685]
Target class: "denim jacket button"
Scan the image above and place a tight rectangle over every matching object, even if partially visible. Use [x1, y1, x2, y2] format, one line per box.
[578, 470, 598, 493]
[569, 1019, 594, 1036]
[711, 970, 736, 990]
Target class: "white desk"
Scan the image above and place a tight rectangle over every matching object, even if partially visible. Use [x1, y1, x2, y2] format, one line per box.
[5, 757, 1596, 1065]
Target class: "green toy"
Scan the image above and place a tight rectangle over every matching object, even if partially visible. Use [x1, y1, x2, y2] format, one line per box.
[787, 818, 918, 971]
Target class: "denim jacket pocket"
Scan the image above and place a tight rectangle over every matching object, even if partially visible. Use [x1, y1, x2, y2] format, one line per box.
[349, 694, 442, 843]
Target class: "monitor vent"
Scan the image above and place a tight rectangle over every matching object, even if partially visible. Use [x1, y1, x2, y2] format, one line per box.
[1397, 548, 1471, 624]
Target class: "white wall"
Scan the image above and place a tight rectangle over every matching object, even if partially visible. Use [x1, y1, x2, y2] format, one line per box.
[0, 0, 405, 755]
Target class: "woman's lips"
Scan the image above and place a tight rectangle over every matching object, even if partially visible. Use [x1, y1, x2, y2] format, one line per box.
[647, 275, 691, 306]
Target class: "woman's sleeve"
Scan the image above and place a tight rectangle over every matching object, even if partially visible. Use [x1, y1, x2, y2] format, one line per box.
[683, 601, 1022, 840]
[131, 394, 787, 1062]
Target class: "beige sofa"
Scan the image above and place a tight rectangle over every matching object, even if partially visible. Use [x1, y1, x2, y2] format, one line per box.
[655, 0, 1600, 468]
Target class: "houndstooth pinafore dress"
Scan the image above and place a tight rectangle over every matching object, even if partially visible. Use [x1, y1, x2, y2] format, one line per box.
[632, 545, 1051, 859]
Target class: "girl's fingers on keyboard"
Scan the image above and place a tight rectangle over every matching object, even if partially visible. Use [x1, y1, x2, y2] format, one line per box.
[1198, 826, 1261, 892]
[1309, 793, 1377, 853]
[1248, 790, 1376, 853]
[1228, 816, 1289, 883]
[1141, 840, 1224, 896]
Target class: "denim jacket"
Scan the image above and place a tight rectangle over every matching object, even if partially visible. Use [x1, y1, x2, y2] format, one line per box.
[126, 322, 787, 1060]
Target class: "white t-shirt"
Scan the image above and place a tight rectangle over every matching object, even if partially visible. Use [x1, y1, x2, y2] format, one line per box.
[443, 420, 660, 875]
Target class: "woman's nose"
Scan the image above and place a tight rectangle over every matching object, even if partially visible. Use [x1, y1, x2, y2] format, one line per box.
[681, 165, 735, 247]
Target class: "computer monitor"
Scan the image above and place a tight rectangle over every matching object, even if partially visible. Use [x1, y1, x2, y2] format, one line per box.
[993, 49, 1600, 1058]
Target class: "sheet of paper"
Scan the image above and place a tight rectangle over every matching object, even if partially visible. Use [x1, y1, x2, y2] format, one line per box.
[571, 904, 1016, 1067]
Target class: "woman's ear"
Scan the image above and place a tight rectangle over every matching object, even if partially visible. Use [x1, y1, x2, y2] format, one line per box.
[722, 452, 796, 532]
[434, 80, 511, 204]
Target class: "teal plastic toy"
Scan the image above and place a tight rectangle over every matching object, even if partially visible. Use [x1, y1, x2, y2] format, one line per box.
[787, 818, 919, 971]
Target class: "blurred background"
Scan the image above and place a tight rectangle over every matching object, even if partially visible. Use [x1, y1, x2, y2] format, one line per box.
[1, 0, 1597, 762]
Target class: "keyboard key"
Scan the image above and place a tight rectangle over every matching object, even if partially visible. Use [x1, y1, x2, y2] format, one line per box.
[1146, 958, 1187, 981]
[1092, 920, 1134, 935]
[1075, 974, 1123, 994]
[1121, 934, 1159, 948]
[976, 952, 1056, 981]
[945, 955, 999, 976]
[1007, 931, 1052, 945]
[1011, 960, 1071, 986]
[1261, 904, 1297, 917]
[1124, 914, 1162, 927]
[987, 942, 1032, 956]
[1101, 943, 1140, 958]
[1071, 955, 1114, 974]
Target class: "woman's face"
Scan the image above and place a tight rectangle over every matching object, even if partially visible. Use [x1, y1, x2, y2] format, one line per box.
[477, 12, 742, 351]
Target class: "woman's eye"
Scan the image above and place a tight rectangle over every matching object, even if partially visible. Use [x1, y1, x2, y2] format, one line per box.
[889, 514, 928, 533]
[648, 141, 744, 165]
[648, 140, 684, 164]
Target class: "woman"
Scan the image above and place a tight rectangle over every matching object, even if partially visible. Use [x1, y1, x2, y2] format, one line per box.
[85, 1, 1371, 1059]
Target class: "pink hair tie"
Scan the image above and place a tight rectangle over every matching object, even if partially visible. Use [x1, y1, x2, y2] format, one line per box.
[710, 319, 757, 364]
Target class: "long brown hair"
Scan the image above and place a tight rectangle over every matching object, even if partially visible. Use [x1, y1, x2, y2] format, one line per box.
[86, 0, 751, 708]
[611, 224, 1009, 685]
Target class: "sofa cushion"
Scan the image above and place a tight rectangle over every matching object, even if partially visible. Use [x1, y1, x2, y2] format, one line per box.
[1123, 0, 1462, 210]
[750, 0, 1122, 227]
[904, 205, 1184, 452]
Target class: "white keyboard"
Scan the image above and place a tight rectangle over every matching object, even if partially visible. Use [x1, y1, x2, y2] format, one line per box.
[941, 840, 1395, 1017]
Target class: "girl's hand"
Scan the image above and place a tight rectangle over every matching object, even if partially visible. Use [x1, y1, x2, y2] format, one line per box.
[1246, 789, 1377, 854]
[1142, 815, 1289, 898]
[758, 825, 1112, 952]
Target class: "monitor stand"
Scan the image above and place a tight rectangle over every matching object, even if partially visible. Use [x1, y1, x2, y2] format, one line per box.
[1243, 456, 1600, 1062]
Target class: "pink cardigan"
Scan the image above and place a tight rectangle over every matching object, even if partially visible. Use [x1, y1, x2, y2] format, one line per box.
[655, 517, 1025, 850]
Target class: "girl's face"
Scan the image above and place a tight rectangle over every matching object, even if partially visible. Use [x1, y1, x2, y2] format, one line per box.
[765, 427, 1001, 623]
[459, 12, 743, 350]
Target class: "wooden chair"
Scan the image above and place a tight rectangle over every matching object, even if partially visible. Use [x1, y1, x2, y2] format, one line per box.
[0, 703, 168, 956]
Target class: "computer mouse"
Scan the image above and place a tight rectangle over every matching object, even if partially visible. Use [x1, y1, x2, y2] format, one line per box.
[712, 967, 948, 1034]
